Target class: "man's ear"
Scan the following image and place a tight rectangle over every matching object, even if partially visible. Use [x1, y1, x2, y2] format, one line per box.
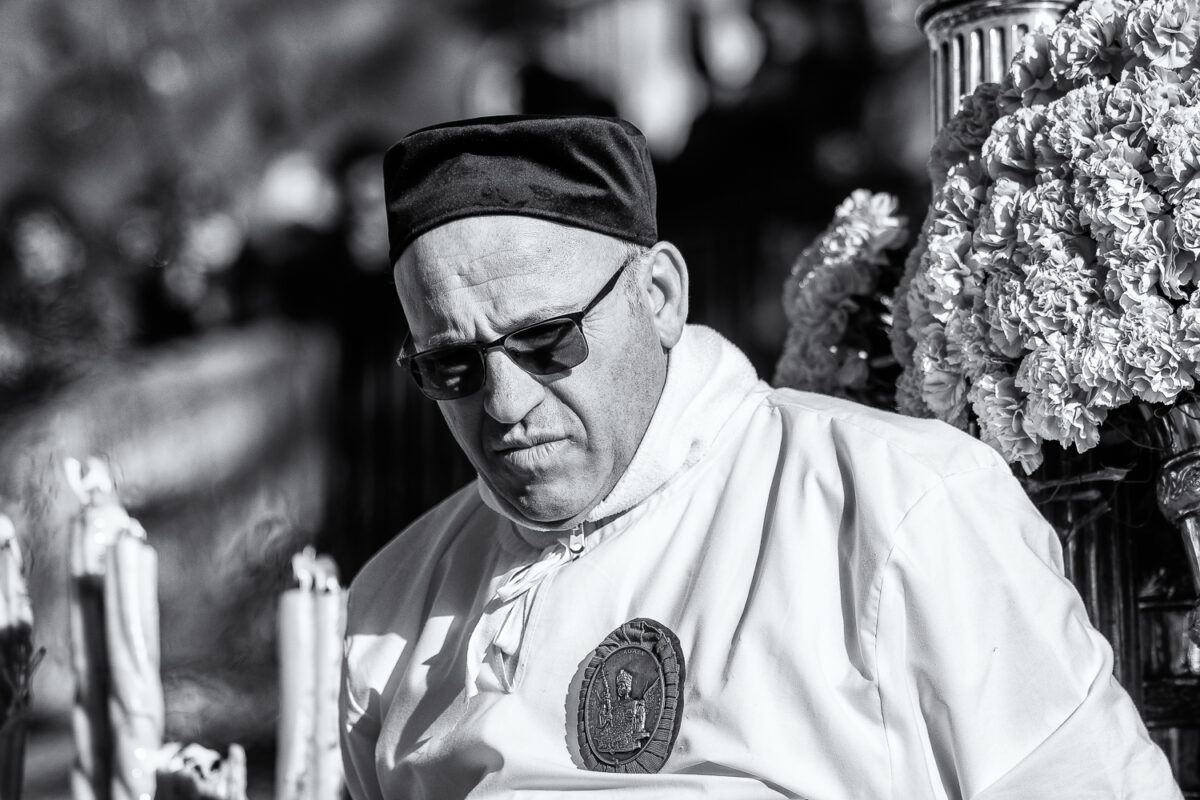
[641, 241, 689, 350]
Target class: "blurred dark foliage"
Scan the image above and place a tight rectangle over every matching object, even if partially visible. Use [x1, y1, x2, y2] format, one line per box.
[0, 188, 134, 413]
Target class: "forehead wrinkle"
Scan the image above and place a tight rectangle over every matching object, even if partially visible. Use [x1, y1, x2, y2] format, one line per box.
[402, 215, 615, 291]
[423, 277, 576, 347]
[411, 235, 560, 294]
[414, 236, 578, 306]
[419, 252, 560, 315]
[397, 216, 628, 344]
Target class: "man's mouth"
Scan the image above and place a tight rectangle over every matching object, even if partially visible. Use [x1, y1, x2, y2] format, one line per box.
[491, 438, 568, 468]
[492, 433, 565, 453]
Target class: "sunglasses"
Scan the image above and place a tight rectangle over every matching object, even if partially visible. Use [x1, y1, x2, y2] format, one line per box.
[397, 253, 636, 400]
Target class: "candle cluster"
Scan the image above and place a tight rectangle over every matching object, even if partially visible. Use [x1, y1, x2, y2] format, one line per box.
[66, 457, 249, 800]
[66, 456, 161, 800]
[276, 546, 345, 800]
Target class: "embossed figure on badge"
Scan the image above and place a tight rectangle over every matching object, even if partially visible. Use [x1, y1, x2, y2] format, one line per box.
[577, 618, 685, 774]
[594, 666, 650, 754]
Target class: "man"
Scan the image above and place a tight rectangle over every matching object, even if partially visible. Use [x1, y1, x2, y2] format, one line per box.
[340, 115, 1181, 799]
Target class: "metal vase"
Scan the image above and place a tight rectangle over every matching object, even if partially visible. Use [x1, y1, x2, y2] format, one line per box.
[916, 0, 1073, 131]
[1148, 402, 1200, 671]
[1032, 447, 1137, 690]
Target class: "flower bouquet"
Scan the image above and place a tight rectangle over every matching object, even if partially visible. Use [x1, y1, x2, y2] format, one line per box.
[774, 190, 909, 406]
[891, 0, 1200, 474]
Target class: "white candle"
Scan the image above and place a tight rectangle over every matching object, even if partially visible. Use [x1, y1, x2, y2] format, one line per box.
[0, 513, 35, 800]
[277, 588, 316, 800]
[277, 547, 345, 800]
[313, 590, 346, 800]
[105, 532, 163, 800]
[221, 743, 248, 800]
[0, 515, 32, 632]
[66, 457, 119, 800]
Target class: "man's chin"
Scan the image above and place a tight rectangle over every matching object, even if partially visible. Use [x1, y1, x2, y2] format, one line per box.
[508, 491, 583, 525]
[488, 478, 588, 525]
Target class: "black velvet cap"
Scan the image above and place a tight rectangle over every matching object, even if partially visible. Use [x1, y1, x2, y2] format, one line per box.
[383, 115, 658, 264]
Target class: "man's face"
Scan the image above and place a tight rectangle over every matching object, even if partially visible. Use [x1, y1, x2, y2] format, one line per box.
[395, 216, 668, 524]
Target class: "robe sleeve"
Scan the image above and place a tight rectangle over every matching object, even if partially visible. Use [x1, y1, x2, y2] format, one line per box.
[340, 593, 385, 800]
[875, 464, 1182, 799]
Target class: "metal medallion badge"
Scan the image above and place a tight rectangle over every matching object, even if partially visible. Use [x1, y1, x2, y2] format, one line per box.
[577, 617, 685, 774]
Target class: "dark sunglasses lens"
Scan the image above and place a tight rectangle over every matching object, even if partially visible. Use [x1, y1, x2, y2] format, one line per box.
[506, 320, 589, 374]
[411, 350, 484, 399]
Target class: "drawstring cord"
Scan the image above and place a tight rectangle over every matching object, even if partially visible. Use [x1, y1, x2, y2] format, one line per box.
[466, 525, 586, 695]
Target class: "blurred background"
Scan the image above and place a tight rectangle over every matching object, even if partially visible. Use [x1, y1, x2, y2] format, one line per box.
[0, 0, 933, 794]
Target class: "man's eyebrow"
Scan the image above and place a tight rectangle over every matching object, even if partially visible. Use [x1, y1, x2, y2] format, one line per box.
[424, 302, 577, 348]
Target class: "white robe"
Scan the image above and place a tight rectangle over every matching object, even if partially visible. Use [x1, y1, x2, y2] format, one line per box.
[340, 325, 1180, 799]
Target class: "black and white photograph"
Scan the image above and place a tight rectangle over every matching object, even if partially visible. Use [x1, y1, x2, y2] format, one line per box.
[0, 0, 1196, 796]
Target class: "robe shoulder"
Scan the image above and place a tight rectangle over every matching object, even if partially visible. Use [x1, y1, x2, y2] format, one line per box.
[346, 480, 491, 635]
[760, 387, 1018, 546]
[764, 386, 1007, 479]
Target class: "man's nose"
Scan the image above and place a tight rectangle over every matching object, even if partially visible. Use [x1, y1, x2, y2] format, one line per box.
[482, 349, 545, 423]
